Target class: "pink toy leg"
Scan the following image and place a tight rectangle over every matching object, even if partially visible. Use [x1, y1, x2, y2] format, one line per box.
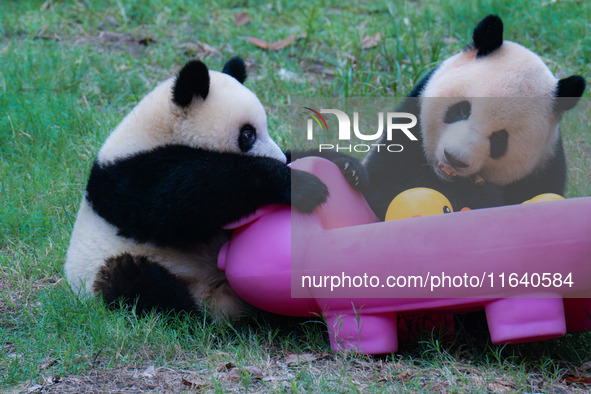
[563, 298, 591, 333]
[324, 312, 398, 354]
[485, 298, 566, 344]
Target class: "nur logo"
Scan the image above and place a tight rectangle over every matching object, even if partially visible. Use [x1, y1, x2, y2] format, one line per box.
[303, 107, 419, 153]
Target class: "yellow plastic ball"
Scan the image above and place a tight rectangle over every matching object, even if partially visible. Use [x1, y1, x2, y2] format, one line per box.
[522, 193, 564, 204]
[385, 188, 453, 221]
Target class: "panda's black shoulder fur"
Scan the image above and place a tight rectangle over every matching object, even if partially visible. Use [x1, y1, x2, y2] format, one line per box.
[502, 138, 566, 204]
[408, 68, 438, 98]
[86, 144, 328, 248]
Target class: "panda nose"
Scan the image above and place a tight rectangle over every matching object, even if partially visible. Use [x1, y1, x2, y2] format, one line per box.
[444, 149, 469, 169]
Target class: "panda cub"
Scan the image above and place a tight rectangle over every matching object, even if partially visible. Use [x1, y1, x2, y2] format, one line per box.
[65, 57, 337, 321]
[363, 15, 586, 219]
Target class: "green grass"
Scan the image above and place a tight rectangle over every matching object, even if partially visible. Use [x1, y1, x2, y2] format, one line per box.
[1, 0, 590, 391]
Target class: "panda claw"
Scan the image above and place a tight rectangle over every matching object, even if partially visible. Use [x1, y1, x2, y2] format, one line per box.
[334, 157, 367, 191]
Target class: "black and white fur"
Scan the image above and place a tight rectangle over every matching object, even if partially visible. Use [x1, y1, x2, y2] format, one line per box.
[65, 58, 332, 320]
[363, 15, 585, 219]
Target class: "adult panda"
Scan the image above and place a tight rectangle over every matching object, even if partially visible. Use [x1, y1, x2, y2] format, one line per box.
[363, 15, 586, 219]
[65, 57, 356, 321]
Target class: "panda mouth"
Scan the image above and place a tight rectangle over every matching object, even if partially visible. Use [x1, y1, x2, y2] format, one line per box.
[436, 162, 486, 185]
[437, 162, 458, 178]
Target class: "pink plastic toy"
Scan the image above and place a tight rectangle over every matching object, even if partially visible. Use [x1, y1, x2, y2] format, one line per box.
[217, 157, 591, 354]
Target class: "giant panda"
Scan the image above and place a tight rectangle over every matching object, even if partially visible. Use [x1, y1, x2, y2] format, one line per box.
[65, 57, 349, 321]
[363, 15, 586, 219]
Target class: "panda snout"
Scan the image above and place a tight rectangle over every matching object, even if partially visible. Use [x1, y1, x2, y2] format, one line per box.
[443, 149, 470, 169]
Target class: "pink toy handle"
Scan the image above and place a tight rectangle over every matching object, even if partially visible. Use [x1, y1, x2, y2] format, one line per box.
[222, 205, 282, 230]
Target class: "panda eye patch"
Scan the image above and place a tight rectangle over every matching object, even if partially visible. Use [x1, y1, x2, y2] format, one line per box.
[444, 100, 471, 124]
[238, 124, 257, 152]
[489, 129, 509, 159]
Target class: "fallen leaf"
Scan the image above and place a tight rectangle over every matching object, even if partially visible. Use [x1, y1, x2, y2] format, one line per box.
[180, 41, 221, 58]
[245, 366, 263, 379]
[227, 366, 263, 380]
[246, 36, 270, 50]
[137, 36, 156, 46]
[216, 362, 236, 372]
[139, 365, 156, 378]
[246, 35, 295, 51]
[234, 12, 251, 26]
[564, 376, 591, 385]
[396, 371, 412, 381]
[40, 359, 58, 369]
[361, 32, 381, 49]
[181, 377, 206, 389]
[268, 34, 295, 51]
[284, 353, 317, 365]
[227, 368, 241, 380]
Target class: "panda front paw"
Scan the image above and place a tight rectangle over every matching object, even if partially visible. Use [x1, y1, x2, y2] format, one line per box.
[290, 169, 329, 213]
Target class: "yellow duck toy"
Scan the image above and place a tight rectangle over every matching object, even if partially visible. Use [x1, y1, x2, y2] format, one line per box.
[522, 193, 564, 204]
[385, 190, 564, 222]
[385, 188, 463, 221]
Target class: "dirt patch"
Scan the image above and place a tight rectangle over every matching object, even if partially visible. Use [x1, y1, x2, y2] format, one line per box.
[19, 365, 213, 393]
[18, 363, 289, 393]
[31, 23, 158, 58]
[67, 31, 156, 58]
[33, 25, 224, 61]
[13, 352, 589, 393]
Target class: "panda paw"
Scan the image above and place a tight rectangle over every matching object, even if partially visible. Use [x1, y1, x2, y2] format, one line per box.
[94, 253, 197, 315]
[290, 169, 329, 213]
[331, 155, 368, 191]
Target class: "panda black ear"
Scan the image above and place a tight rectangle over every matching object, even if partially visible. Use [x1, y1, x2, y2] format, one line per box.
[172, 60, 210, 107]
[472, 15, 503, 58]
[222, 57, 247, 84]
[554, 75, 586, 112]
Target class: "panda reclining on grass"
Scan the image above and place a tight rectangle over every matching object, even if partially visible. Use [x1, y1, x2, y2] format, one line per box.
[65, 57, 364, 321]
[363, 15, 586, 218]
